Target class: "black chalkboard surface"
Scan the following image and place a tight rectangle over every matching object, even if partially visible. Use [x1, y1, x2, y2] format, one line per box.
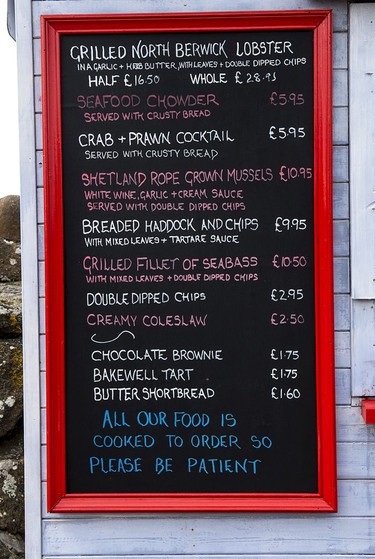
[43, 11, 336, 512]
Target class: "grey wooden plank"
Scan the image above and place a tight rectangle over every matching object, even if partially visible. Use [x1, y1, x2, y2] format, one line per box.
[333, 32, 347, 70]
[41, 516, 375, 555]
[38, 223, 45, 261]
[43, 556, 375, 559]
[334, 331, 350, 368]
[40, 334, 46, 371]
[41, 371, 46, 408]
[334, 294, 350, 331]
[352, 300, 375, 397]
[33, 37, 41, 75]
[333, 69, 348, 107]
[39, 297, 46, 335]
[350, 4, 375, 298]
[333, 220, 349, 257]
[338, 442, 375, 479]
[333, 106, 348, 145]
[41, 443, 46, 482]
[41, 557, 375, 559]
[334, 257, 349, 293]
[37, 186, 44, 224]
[36, 150, 43, 186]
[335, 369, 351, 405]
[336, 405, 375, 442]
[34, 75, 42, 113]
[333, 183, 349, 220]
[39, 260, 45, 297]
[333, 146, 348, 182]
[35, 112, 42, 150]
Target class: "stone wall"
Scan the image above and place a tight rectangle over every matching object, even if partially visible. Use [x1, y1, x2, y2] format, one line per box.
[0, 196, 24, 558]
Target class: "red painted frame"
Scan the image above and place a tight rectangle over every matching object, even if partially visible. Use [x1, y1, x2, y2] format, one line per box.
[42, 10, 336, 513]
[361, 400, 375, 424]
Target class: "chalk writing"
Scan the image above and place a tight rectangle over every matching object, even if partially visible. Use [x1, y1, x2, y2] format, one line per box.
[59, 27, 318, 495]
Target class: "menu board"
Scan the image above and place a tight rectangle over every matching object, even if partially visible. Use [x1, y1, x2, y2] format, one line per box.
[43, 11, 336, 512]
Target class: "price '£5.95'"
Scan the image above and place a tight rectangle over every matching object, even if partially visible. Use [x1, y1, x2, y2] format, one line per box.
[269, 91, 305, 106]
[269, 126, 306, 140]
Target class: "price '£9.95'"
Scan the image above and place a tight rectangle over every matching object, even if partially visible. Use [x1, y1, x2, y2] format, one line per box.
[274, 217, 307, 233]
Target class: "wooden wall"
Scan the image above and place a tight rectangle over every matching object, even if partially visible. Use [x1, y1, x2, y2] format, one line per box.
[18, 0, 375, 557]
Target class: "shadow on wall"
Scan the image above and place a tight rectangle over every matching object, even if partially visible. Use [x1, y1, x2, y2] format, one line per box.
[0, 195, 24, 559]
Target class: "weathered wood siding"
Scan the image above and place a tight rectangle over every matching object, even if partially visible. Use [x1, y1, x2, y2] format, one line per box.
[350, 5, 375, 398]
[18, 0, 375, 557]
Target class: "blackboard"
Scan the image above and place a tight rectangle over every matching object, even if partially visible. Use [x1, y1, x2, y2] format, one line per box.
[42, 11, 336, 512]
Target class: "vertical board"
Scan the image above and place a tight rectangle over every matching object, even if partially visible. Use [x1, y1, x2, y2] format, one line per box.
[352, 299, 375, 397]
[350, 4, 375, 299]
[350, 3, 375, 397]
